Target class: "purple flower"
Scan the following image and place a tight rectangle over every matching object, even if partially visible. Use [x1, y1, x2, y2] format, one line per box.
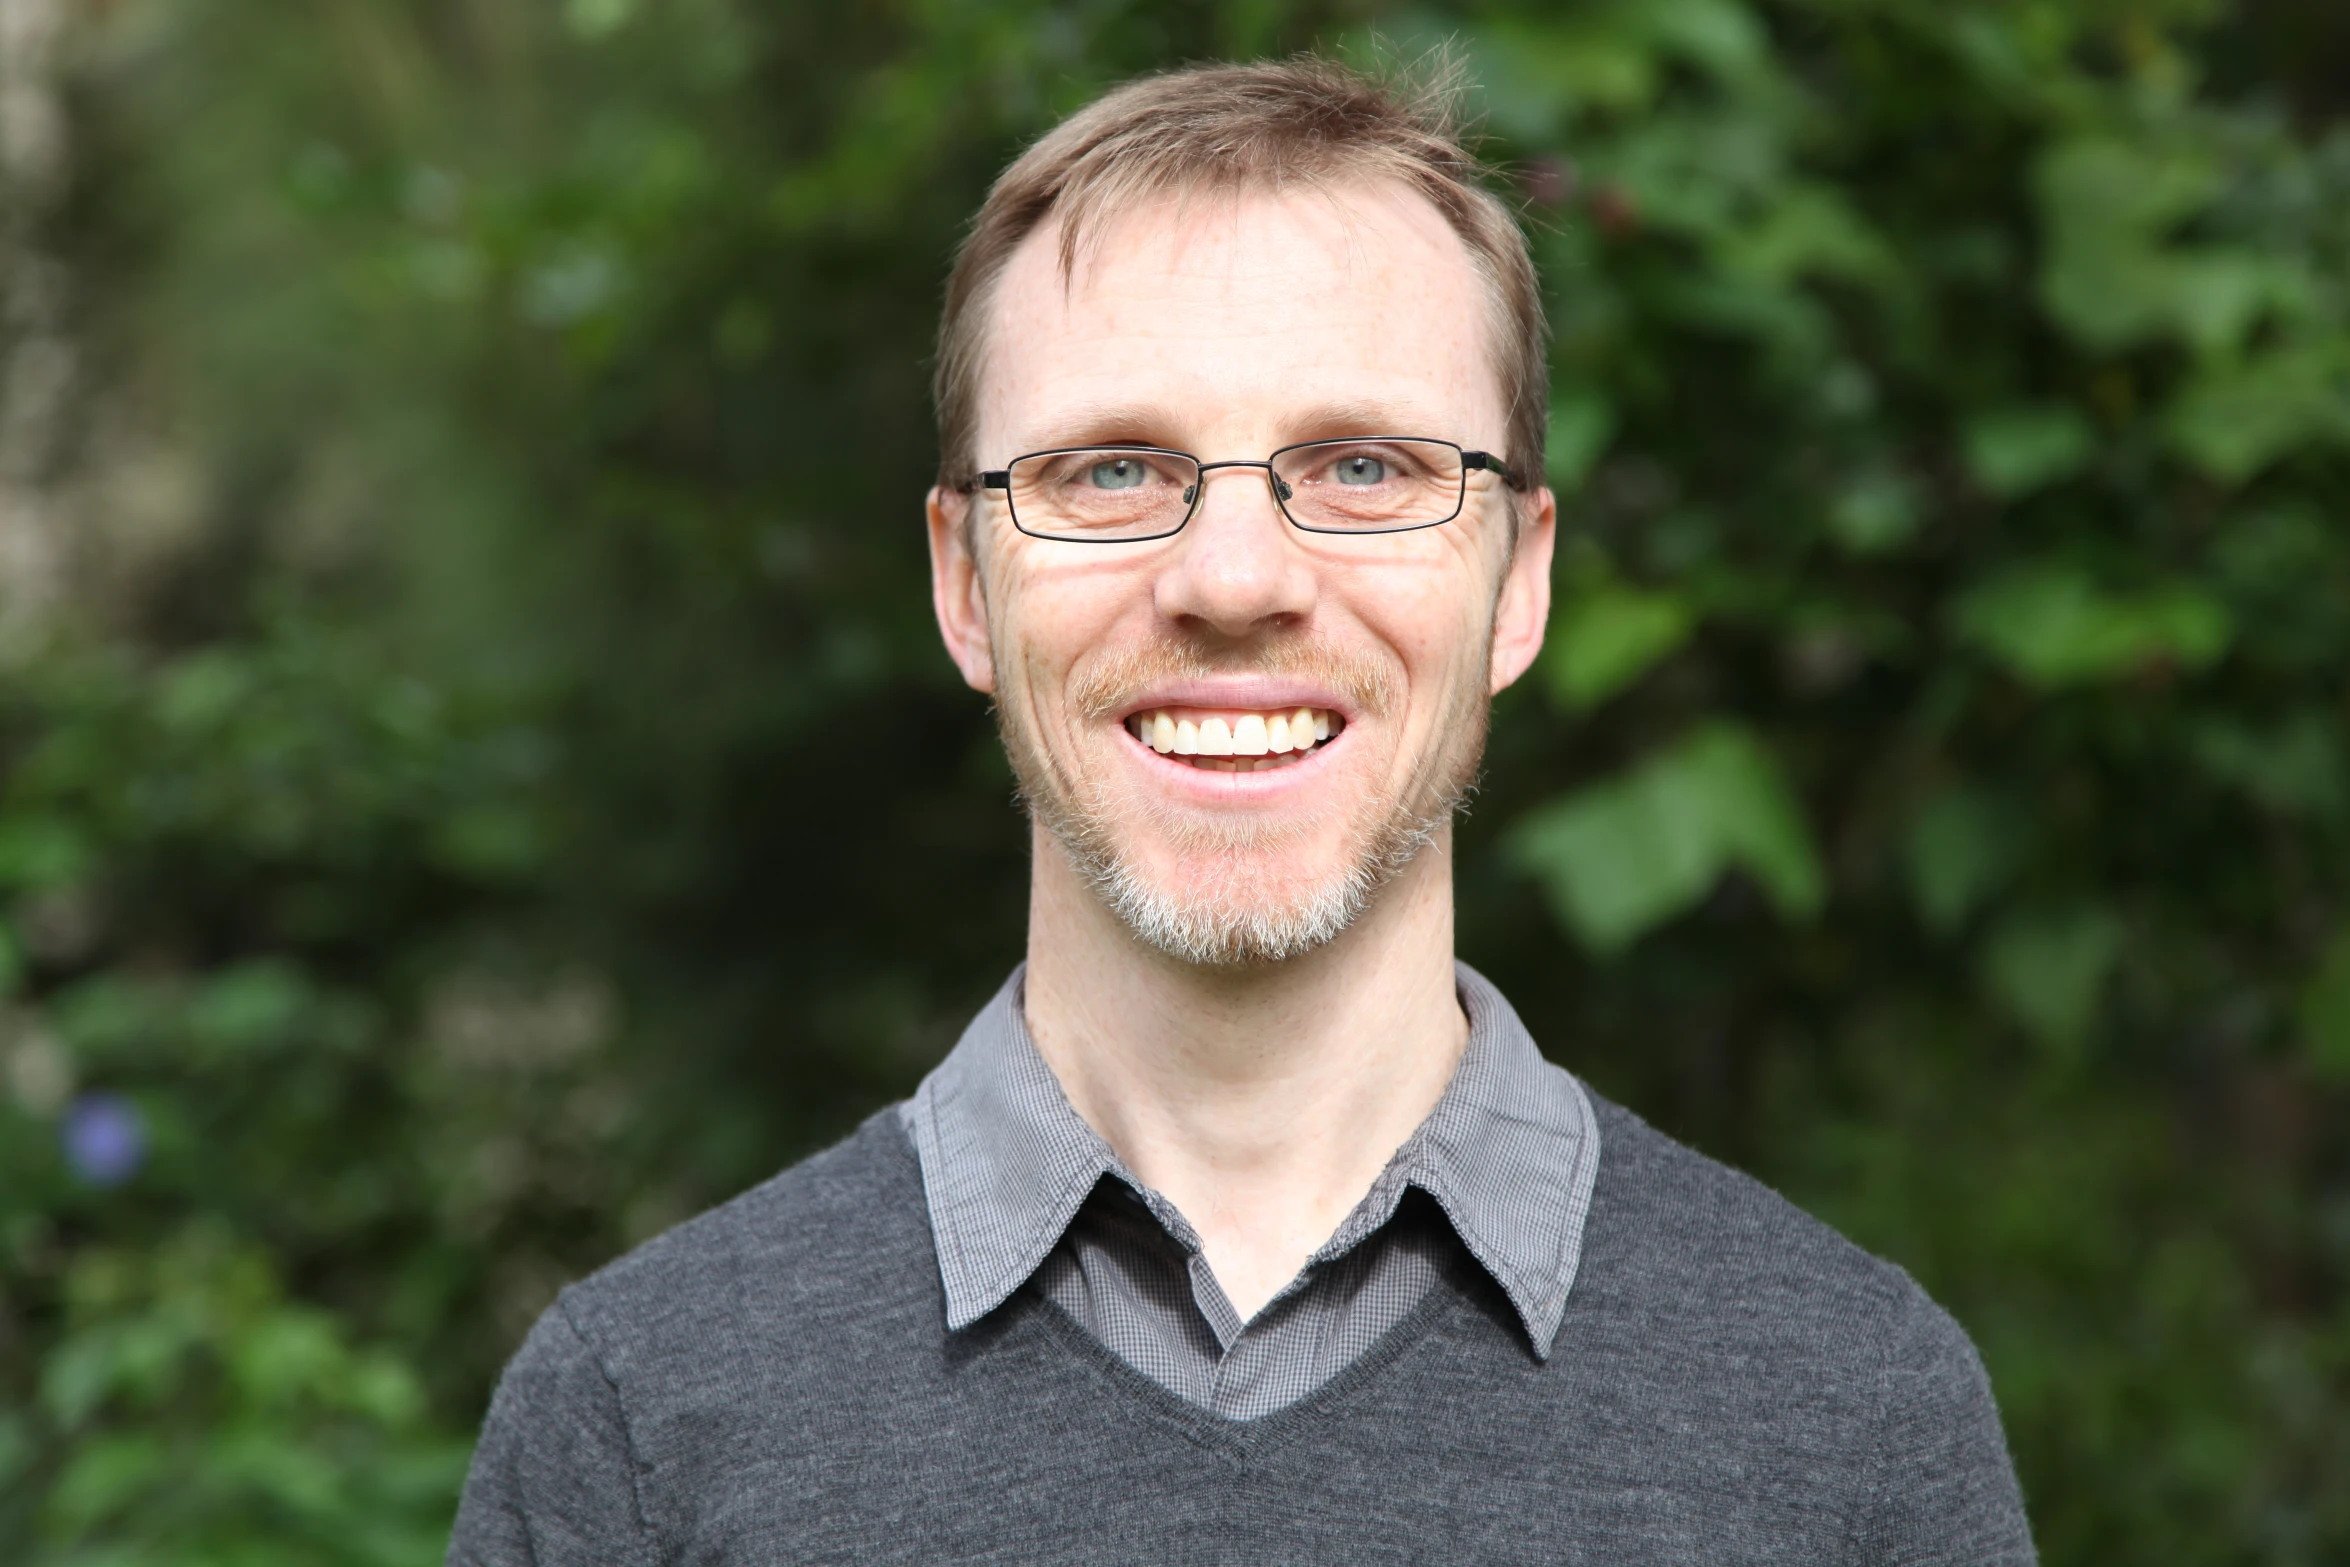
[62, 1093, 145, 1187]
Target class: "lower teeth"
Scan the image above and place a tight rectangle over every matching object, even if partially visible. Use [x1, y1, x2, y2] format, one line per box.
[1183, 750, 1307, 772]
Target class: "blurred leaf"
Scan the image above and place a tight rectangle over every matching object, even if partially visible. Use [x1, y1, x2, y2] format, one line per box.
[566, 0, 635, 41]
[1638, 0, 1767, 79]
[33, 1231, 462, 1560]
[188, 964, 312, 1058]
[45, 1432, 171, 1537]
[1826, 468, 1920, 555]
[1983, 903, 2124, 1052]
[1720, 183, 1892, 284]
[0, 817, 91, 890]
[1545, 389, 1615, 487]
[1963, 404, 2095, 498]
[1952, 566, 2231, 686]
[429, 805, 549, 880]
[2300, 933, 2350, 1081]
[1906, 786, 2029, 935]
[2165, 343, 2350, 481]
[1508, 723, 1822, 953]
[2188, 711, 2348, 820]
[1543, 581, 1693, 709]
[2034, 138, 2304, 356]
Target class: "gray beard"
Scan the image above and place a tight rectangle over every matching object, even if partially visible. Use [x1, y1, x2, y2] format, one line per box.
[999, 689, 1488, 969]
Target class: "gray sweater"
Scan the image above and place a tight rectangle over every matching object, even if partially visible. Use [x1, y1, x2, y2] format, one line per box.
[450, 1098, 2035, 1564]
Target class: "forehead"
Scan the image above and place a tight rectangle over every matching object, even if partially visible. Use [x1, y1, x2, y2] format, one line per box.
[979, 178, 1504, 449]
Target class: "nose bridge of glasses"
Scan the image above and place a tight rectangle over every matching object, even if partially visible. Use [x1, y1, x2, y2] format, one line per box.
[1186, 458, 1291, 512]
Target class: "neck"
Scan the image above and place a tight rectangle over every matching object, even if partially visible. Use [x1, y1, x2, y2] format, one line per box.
[1021, 824, 1469, 1321]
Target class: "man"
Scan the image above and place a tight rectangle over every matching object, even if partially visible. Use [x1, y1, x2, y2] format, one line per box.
[451, 57, 2035, 1564]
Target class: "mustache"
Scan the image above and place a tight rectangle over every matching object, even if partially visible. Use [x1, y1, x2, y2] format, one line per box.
[1065, 639, 1403, 724]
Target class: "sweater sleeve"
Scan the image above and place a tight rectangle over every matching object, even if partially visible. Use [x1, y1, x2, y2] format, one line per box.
[446, 1297, 659, 1567]
[1850, 1294, 2036, 1566]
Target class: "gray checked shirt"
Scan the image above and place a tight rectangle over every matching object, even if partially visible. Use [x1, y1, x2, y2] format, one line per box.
[899, 962, 1602, 1420]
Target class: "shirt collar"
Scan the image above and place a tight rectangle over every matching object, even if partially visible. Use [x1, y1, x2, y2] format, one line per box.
[903, 962, 1602, 1357]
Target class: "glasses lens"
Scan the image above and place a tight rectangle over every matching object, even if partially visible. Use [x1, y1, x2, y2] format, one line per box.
[1272, 439, 1465, 531]
[1007, 449, 1198, 539]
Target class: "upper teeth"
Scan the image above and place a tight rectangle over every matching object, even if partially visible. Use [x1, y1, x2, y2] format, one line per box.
[1128, 707, 1339, 760]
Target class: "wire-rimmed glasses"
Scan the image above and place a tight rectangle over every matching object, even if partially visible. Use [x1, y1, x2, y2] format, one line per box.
[974, 437, 1515, 543]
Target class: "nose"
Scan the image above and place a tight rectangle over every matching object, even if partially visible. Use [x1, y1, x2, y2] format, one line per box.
[1152, 464, 1317, 638]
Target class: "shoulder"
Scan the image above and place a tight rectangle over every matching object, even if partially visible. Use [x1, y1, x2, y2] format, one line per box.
[1574, 1094, 1975, 1374]
[548, 1108, 937, 1382]
[1520, 1095, 2031, 1555]
[453, 1112, 937, 1560]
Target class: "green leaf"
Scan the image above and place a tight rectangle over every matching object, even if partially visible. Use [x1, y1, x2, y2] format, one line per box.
[2034, 135, 2312, 358]
[1826, 469, 1920, 555]
[2188, 711, 2348, 820]
[229, 1307, 351, 1410]
[1905, 787, 2028, 935]
[1507, 723, 1823, 953]
[1543, 583, 1693, 709]
[2299, 932, 2350, 1080]
[565, 0, 635, 41]
[2164, 344, 2350, 482]
[1952, 566, 2231, 686]
[1719, 184, 1892, 285]
[1637, 0, 1768, 78]
[1963, 404, 2095, 498]
[430, 805, 549, 880]
[45, 1432, 171, 1536]
[1474, 18, 1658, 122]
[0, 814, 92, 889]
[2163, 252, 2311, 357]
[1545, 389, 1616, 488]
[189, 963, 312, 1057]
[1983, 903, 2124, 1052]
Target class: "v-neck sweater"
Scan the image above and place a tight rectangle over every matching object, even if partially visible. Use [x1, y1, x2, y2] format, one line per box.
[449, 1097, 2032, 1564]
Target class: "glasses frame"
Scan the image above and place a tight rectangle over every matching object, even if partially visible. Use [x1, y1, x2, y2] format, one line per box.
[972, 437, 1516, 544]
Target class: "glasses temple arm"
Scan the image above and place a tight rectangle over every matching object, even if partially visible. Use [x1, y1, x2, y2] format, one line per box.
[1462, 451, 1518, 486]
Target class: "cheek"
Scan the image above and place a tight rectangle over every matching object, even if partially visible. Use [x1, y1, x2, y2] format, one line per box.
[987, 556, 1151, 701]
[1337, 559, 1493, 692]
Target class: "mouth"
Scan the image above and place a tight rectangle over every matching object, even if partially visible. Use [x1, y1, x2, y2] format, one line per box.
[1122, 705, 1347, 773]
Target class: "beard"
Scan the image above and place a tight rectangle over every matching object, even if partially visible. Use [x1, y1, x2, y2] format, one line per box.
[994, 636, 1491, 967]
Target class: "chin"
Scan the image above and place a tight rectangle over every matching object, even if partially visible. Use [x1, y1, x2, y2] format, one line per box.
[1090, 858, 1373, 968]
[1064, 809, 1437, 967]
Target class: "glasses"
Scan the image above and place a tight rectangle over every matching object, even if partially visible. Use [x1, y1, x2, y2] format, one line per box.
[974, 438, 1515, 543]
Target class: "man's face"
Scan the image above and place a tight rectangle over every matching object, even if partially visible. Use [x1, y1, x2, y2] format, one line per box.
[930, 180, 1554, 965]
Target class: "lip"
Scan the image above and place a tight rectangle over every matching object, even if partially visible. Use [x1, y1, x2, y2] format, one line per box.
[1112, 676, 1357, 725]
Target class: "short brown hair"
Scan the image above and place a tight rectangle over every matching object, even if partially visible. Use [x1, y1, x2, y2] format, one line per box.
[932, 55, 1546, 493]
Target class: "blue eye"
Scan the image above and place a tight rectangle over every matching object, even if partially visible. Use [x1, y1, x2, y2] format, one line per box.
[1089, 459, 1149, 490]
[1334, 455, 1387, 485]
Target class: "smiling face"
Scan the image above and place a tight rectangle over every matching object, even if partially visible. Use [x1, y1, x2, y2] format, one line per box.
[930, 179, 1555, 966]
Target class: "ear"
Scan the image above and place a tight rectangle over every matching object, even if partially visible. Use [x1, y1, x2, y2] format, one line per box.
[1489, 486, 1556, 694]
[928, 485, 997, 693]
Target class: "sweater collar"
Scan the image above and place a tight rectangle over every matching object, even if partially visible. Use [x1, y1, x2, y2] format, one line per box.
[903, 961, 1601, 1359]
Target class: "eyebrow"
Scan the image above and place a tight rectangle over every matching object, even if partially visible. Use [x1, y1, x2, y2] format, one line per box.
[1021, 403, 1190, 453]
[1017, 397, 1448, 457]
[1279, 399, 1445, 443]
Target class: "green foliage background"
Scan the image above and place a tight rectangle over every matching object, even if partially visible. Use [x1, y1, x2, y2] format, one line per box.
[3, 0, 2347, 1559]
